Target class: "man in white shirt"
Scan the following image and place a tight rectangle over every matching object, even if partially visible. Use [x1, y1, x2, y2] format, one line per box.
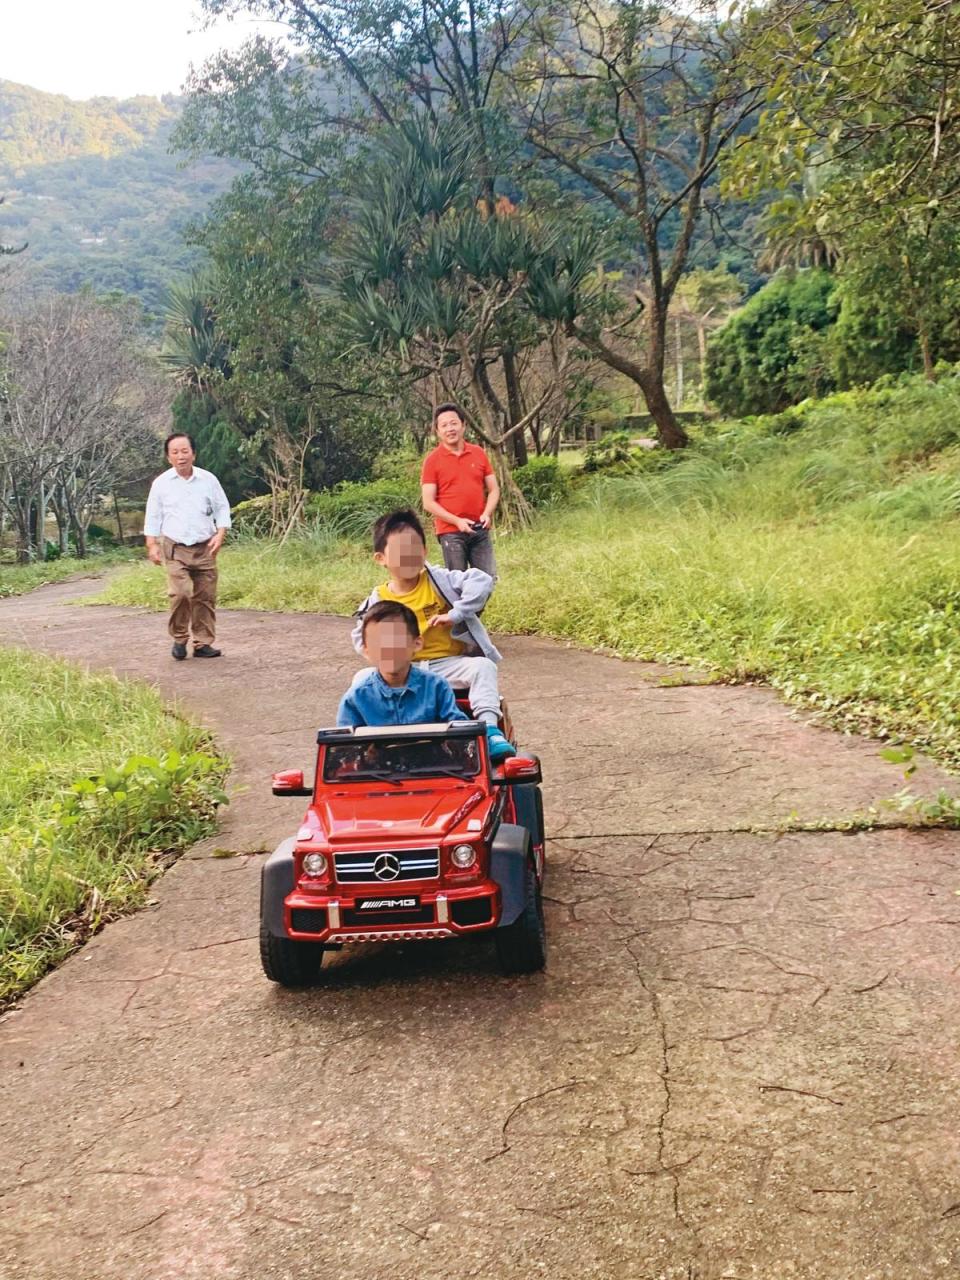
[144, 433, 232, 660]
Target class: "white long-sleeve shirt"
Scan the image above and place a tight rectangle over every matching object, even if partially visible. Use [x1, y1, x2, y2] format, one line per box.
[143, 467, 232, 545]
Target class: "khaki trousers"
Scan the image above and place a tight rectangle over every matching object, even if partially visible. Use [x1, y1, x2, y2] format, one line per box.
[162, 538, 218, 646]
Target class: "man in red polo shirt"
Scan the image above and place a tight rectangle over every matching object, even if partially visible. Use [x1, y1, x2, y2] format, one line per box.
[421, 402, 500, 578]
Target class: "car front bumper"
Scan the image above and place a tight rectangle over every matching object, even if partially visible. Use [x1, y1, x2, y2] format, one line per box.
[283, 880, 501, 943]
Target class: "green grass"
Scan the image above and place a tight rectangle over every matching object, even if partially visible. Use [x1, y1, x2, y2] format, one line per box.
[0, 648, 227, 1005]
[0, 549, 135, 598]
[93, 371, 960, 769]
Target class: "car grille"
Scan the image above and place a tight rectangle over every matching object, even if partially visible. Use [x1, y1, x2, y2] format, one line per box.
[290, 908, 327, 934]
[341, 904, 436, 927]
[334, 848, 440, 883]
[451, 896, 494, 927]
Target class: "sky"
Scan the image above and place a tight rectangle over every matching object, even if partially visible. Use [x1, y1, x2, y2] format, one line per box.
[1, 0, 285, 100]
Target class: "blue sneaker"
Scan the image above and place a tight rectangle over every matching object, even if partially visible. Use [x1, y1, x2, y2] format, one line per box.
[485, 725, 516, 762]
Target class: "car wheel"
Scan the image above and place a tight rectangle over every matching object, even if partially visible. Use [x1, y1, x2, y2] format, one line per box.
[512, 784, 546, 883]
[259, 923, 325, 986]
[494, 855, 547, 975]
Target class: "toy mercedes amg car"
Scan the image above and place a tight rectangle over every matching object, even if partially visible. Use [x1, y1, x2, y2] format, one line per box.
[260, 718, 546, 985]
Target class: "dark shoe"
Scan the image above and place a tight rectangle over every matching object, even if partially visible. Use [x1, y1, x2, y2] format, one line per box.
[171, 642, 188, 660]
[193, 644, 222, 658]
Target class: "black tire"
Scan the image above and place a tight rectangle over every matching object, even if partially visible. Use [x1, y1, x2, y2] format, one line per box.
[512, 784, 544, 846]
[495, 856, 547, 975]
[512, 784, 546, 882]
[259, 924, 325, 987]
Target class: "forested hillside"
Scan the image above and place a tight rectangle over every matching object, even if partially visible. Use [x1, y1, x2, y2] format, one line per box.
[0, 80, 236, 310]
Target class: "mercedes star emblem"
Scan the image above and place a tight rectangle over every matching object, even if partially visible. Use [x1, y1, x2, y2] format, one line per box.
[374, 853, 401, 881]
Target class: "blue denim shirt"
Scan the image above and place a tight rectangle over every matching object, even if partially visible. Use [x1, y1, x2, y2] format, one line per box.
[337, 665, 470, 729]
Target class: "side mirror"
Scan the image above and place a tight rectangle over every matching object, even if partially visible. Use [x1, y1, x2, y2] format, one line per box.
[271, 769, 313, 797]
[494, 755, 542, 785]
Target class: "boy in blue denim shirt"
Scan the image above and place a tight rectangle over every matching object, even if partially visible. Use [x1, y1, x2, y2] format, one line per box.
[338, 599, 515, 761]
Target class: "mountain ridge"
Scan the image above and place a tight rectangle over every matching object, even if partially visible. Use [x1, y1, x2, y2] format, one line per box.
[0, 79, 234, 311]
[0, 78, 179, 171]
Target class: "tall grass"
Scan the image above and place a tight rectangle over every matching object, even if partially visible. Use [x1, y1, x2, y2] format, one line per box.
[0, 649, 227, 1004]
[93, 372, 960, 767]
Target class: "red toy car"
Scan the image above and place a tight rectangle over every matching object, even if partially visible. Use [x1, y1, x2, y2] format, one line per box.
[260, 717, 546, 985]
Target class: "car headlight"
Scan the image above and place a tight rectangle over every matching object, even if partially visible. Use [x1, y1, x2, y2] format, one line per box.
[451, 844, 476, 869]
[302, 852, 327, 877]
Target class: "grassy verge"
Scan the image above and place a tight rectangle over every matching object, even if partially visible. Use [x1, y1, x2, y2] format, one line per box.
[0, 549, 135, 599]
[93, 372, 960, 770]
[0, 648, 227, 1006]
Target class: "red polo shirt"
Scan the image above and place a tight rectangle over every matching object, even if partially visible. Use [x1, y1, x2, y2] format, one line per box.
[421, 442, 494, 535]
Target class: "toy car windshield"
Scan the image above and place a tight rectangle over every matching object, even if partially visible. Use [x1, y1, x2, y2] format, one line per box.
[323, 734, 481, 782]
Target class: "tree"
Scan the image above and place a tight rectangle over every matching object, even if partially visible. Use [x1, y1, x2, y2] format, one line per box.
[158, 170, 408, 536]
[332, 115, 606, 510]
[159, 272, 231, 393]
[838, 208, 960, 382]
[160, 274, 266, 504]
[192, 2, 764, 448]
[185, 0, 555, 470]
[734, 0, 960, 221]
[828, 276, 934, 391]
[729, 0, 960, 381]
[179, 14, 609, 490]
[194, 0, 536, 176]
[170, 390, 263, 505]
[507, 1, 764, 445]
[0, 294, 164, 560]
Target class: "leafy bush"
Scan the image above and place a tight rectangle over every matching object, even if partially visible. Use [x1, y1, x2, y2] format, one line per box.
[587, 408, 622, 433]
[582, 431, 642, 474]
[371, 447, 423, 486]
[306, 477, 420, 541]
[231, 476, 421, 541]
[43, 751, 227, 851]
[513, 456, 569, 507]
[229, 493, 275, 537]
[706, 268, 838, 415]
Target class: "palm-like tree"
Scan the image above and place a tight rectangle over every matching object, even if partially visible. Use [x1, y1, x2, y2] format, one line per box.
[159, 273, 231, 391]
[334, 115, 604, 499]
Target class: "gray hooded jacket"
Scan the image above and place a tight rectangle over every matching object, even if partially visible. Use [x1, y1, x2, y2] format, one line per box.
[351, 563, 502, 663]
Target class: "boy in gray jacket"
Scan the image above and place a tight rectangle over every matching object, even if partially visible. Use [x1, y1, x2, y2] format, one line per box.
[350, 509, 511, 756]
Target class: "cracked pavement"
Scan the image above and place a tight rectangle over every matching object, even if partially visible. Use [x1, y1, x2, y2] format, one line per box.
[2, 580, 960, 1279]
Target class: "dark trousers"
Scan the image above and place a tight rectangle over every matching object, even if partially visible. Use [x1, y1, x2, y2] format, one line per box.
[438, 528, 497, 579]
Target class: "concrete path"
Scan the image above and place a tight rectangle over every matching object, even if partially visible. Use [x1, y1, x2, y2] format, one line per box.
[2, 581, 960, 1280]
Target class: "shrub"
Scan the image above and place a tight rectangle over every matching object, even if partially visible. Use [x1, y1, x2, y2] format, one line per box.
[582, 431, 645, 474]
[230, 493, 275, 536]
[513, 456, 569, 508]
[706, 268, 838, 416]
[305, 477, 420, 541]
[41, 750, 227, 853]
[587, 408, 622, 433]
[371, 447, 422, 486]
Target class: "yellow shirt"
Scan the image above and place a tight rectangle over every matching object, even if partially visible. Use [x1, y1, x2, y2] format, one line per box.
[380, 572, 465, 661]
